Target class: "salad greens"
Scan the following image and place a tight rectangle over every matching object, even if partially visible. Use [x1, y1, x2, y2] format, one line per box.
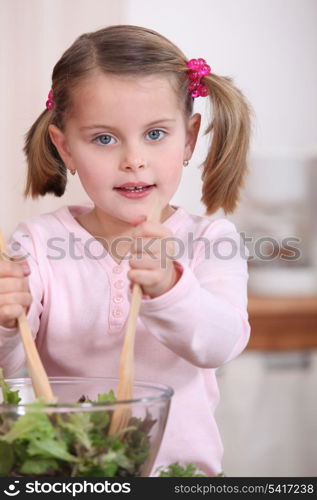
[0, 371, 221, 478]
[157, 462, 224, 477]
[0, 370, 154, 477]
[158, 462, 207, 477]
[0, 371, 21, 405]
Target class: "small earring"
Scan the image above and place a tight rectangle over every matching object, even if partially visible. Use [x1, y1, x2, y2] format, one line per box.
[183, 160, 189, 167]
[70, 169, 76, 176]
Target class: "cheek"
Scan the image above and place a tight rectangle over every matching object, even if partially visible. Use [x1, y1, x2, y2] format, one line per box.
[74, 156, 107, 193]
[77, 168, 111, 196]
[162, 148, 184, 180]
[153, 146, 183, 191]
[72, 149, 109, 183]
[160, 162, 183, 191]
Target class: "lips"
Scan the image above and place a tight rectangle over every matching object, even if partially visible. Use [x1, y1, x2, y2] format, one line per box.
[114, 182, 156, 192]
[113, 183, 156, 199]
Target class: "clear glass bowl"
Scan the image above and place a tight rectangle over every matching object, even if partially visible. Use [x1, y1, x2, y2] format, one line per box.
[0, 376, 173, 478]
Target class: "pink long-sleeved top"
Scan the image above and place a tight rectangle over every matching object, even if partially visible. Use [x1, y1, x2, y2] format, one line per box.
[0, 204, 250, 475]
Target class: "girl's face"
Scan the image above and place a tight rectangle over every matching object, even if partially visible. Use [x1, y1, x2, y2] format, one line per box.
[49, 72, 200, 225]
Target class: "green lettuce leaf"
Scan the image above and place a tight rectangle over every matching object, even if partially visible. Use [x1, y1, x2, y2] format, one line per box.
[20, 457, 59, 475]
[54, 412, 93, 451]
[27, 437, 78, 462]
[97, 390, 116, 403]
[0, 440, 14, 476]
[3, 410, 54, 443]
[158, 462, 207, 477]
[0, 369, 21, 404]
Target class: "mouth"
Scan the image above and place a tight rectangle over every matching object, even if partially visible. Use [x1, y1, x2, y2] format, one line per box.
[114, 183, 156, 193]
[113, 182, 156, 199]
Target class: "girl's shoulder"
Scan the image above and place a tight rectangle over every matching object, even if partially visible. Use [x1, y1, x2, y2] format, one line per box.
[170, 206, 239, 240]
[7, 205, 91, 260]
[9, 205, 92, 247]
[14, 204, 90, 233]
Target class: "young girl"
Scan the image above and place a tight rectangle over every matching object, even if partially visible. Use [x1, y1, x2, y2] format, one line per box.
[0, 25, 251, 476]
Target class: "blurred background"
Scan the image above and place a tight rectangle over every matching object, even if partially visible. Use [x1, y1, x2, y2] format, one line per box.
[1, 0, 316, 476]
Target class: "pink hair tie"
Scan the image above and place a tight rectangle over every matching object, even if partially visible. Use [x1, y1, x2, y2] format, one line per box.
[187, 58, 211, 98]
[46, 89, 54, 110]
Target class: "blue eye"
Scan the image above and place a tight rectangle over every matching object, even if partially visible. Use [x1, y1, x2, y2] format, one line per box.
[94, 134, 115, 145]
[147, 129, 165, 141]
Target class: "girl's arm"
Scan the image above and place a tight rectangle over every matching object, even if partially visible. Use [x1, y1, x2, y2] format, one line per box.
[0, 224, 44, 376]
[138, 222, 250, 369]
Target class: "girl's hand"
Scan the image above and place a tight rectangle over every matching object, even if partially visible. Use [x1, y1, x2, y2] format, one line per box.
[0, 258, 32, 329]
[128, 221, 181, 298]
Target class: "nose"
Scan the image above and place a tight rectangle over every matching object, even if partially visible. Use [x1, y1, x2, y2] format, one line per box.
[120, 158, 147, 171]
[119, 146, 147, 172]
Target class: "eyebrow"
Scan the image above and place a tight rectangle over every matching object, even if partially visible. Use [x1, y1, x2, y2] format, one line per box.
[79, 119, 177, 131]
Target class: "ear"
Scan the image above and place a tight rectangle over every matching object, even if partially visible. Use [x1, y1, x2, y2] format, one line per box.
[48, 124, 76, 172]
[184, 113, 201, 159]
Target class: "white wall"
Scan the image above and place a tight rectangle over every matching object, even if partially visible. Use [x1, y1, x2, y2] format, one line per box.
[125, 0, 317, 152]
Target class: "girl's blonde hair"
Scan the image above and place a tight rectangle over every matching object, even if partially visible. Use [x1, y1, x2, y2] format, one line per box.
[24, 25, 252, 214]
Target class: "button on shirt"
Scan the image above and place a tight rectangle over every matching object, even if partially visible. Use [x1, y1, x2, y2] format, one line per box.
[107, 265, 127, 331]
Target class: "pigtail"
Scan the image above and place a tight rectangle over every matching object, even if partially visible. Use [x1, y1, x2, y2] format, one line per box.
[24, 109, 67, 198]
[201, 73, 252, 214]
